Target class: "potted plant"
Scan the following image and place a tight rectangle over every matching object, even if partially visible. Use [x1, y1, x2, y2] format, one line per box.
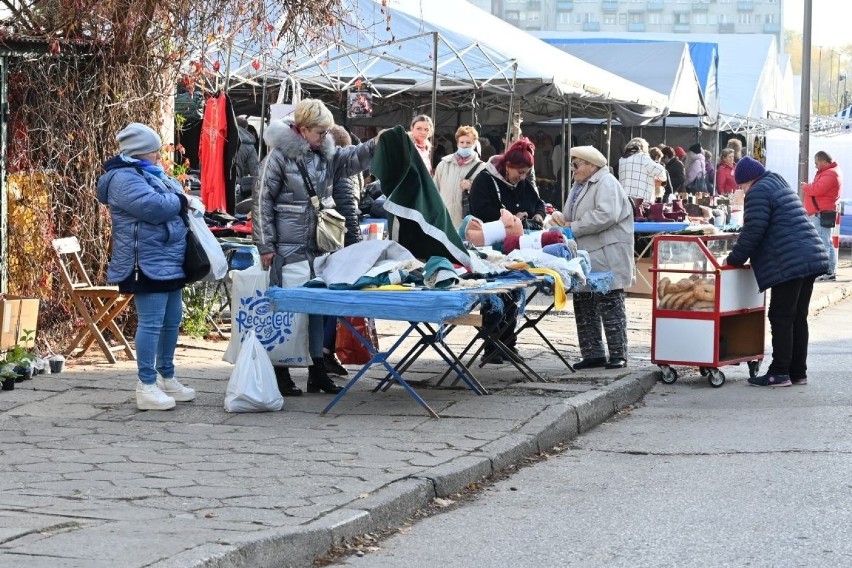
[3, 329, 36, 382]
[0, 363, 16, 390]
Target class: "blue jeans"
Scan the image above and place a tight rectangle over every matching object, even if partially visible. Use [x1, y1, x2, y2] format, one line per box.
[323, 316, 337, 353]
[810, 214, 836, 275]
[134, 290, 183, 384]
[308, 315, 324, 359]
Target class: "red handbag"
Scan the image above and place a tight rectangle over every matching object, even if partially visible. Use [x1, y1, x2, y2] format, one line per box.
[336, 317, 380, 365]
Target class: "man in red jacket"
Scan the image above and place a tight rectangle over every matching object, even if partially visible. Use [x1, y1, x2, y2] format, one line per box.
[801, 150, 842, 281]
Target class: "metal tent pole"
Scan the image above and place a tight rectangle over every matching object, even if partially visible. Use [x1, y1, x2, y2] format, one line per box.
[560, 102, 567, 207]
[798, 0, 813, 197]
[606, 107, 613, 168]
[431, 31, 438, 161]
[505, 62, 518, 145]
[258, 76, 269, 159]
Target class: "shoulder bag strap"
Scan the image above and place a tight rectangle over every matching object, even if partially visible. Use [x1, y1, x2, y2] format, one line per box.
[811, 195, 820, 211]
[463, 160, 482, 181]
[295, 160, 321, 211]
[490, 176, 507, 209]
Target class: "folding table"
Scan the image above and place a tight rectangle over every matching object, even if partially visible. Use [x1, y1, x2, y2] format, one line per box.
[266, 279, 536, 418]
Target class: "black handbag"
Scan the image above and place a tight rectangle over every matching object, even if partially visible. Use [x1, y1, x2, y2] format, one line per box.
[182, 214, 211, 283]
[819, 210, 836, 228]
[812, 197, 837, 228]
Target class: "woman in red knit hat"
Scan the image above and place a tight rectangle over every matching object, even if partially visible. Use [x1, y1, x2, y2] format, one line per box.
[468, 137, 546, 365]
[468, 137, 546, 229]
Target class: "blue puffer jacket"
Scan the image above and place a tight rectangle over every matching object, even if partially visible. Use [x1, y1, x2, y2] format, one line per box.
[726, 171, 828, 291]
[96, 159, 187, 284]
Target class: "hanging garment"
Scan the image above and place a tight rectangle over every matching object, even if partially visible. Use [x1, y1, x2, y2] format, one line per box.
[223, 94, 240, 215]
[199, 93, 227, 212]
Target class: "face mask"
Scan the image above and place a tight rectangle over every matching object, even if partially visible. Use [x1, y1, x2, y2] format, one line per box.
[456, 147, 473, 158]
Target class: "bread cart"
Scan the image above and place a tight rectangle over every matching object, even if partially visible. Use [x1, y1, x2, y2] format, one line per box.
[650, 234, 764, 388]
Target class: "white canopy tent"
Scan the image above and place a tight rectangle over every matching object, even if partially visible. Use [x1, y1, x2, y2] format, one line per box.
[532, 32, 792, 132]
[766, 128, 852, 200]
[555, 42, 709, 121]
[204, 0, 668, 125]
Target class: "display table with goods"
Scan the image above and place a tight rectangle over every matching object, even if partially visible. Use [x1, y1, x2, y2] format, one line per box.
[628, 221, 690, 297]
[650, 234, 764, 388]
[267, 278, 539, 418]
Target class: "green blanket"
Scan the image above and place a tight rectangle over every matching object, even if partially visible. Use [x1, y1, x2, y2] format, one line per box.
[372, 125, 472, 268]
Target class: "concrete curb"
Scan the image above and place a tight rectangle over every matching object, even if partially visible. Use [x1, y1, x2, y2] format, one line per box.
[194, 371, 658, 568]
[809, 281, 851, 315]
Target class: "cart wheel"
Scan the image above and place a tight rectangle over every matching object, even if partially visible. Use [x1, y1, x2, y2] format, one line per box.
[659, 365, 678, 384]
[699, 367, 710, 377]
[708, 369, 725, 388]
[747, 360, 760, 379]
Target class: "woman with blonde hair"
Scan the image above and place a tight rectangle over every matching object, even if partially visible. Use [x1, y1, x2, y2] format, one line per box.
[409, 114, 434, 174]
[253, 99, 380, 396]
[433, 125, 486, 227]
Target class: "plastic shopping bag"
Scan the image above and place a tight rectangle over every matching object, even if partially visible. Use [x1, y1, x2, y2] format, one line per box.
[224, 333, 283, 412]
[187, 196, 228, 281]
[222, 263, 310, 366]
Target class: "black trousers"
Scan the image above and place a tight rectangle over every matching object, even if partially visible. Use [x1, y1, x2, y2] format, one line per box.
[482, 291, 520, 352]
[573, 289, 627, 360]
[766, 276, 816, 378]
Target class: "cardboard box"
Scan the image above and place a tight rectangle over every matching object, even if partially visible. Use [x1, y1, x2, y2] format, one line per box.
[626, 257, 654, 298]
[0, 297, 40, 350]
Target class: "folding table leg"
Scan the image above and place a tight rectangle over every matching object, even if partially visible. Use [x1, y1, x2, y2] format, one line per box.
[406, 322, 487, 395]
[513, 303, 575, 372]
[321, 320, 441, 418]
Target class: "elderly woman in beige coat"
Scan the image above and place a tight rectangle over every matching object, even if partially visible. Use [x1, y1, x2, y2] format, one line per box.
[433, 125, 486, 227]
[562, 146, 635, 370]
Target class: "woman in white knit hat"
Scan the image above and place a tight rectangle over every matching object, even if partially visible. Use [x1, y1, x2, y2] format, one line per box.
[563, 145, 635, 371]
[96, 122, 196, 411]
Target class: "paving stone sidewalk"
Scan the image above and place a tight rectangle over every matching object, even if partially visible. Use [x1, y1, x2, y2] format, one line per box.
[0, 269, 848, 568]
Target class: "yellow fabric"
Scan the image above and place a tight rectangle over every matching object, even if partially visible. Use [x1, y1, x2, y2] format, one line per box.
[526, 267, 567, 310]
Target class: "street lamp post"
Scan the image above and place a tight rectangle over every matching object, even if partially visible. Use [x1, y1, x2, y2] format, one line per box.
[839, 73, 848, 114]
[797, 0, 812, 197]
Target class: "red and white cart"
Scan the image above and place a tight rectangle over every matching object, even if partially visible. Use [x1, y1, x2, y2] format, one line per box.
[650, 234, 764, 388]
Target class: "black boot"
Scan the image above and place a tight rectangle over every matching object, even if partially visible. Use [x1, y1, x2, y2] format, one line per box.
[274, 366, 302, 397]
[307, 358, 344, 394]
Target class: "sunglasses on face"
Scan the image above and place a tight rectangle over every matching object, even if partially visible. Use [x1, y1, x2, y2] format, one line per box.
[571, 161, 583, 169]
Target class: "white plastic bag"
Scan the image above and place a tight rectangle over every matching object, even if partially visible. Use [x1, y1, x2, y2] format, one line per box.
[224, 333, 284, 412]
[222, 263, 310, 366]
[269, 76, 300, 122]
[187, 196, 228, 281]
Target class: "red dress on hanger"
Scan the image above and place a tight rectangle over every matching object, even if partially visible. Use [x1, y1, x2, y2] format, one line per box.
[199, 94, 228, 212]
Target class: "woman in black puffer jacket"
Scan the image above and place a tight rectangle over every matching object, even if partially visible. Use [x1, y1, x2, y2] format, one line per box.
[725, 157, 829, 387]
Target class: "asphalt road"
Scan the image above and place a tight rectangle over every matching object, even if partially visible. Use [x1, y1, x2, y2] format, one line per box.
[339, 297, 852, 568]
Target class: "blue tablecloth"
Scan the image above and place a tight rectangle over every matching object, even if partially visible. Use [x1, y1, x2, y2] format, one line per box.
[267, 286, 478, 324]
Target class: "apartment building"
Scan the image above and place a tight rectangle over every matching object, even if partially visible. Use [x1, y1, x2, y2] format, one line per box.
[471, 0, 783, 45]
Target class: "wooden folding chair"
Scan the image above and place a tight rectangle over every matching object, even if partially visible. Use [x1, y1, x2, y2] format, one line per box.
[52, 237, 136, 363]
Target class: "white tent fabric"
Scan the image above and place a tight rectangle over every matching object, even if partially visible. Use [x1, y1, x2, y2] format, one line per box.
[555, 42, 707, 118]
[532, 32, 792, 130]
[765, 128, 852, 199]
[217, 0, 668, 116]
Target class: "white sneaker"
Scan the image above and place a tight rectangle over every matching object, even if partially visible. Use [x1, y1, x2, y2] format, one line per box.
[156, 377, 196, 402]
[136, 381, 176, 411]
